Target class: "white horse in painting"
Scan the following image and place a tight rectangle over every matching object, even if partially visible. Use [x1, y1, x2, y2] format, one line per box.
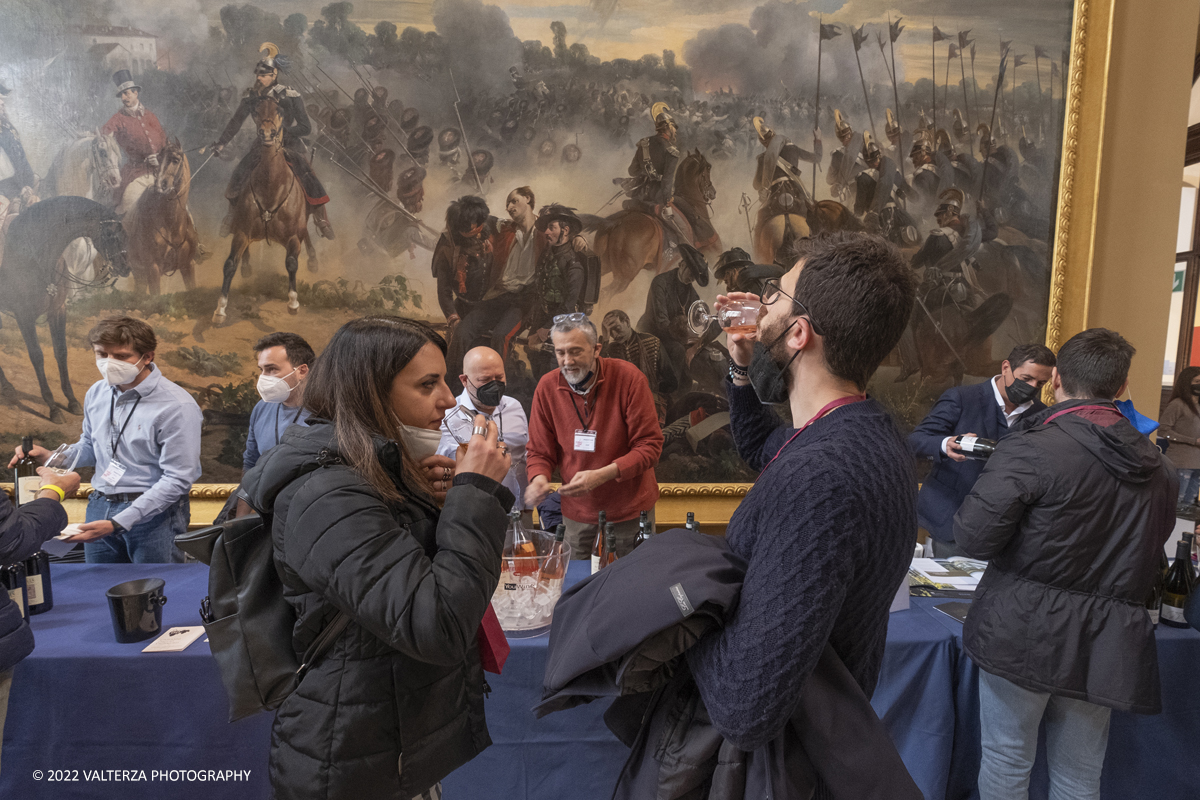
[40, 131, 123, 285]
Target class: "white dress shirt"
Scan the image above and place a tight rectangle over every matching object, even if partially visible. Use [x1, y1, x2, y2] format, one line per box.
[437, 389, 529, 509]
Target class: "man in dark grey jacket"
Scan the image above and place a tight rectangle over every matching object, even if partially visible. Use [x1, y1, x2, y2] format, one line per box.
[955, 328, 1176, 800]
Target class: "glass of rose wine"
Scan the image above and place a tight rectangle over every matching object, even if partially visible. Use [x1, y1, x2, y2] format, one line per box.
[688, 298, 762, 336]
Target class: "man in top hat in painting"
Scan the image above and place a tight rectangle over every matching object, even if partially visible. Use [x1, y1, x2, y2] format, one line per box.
[526, 204, 592, 379]
[211, 43, 335, 240]
[100, 69, 168, 214]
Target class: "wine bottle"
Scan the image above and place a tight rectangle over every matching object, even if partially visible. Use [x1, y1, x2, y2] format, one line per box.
[954, 434, 997, 460]
[541, 525, 569, 589]
[1146, 549, 1167, 627]
[504, 510, 538, 577]
[1162, 535, 1195, 628]
[591, 510, 607, 575]
[1, 563, 28, 619]
[599, 523, 618, 569]
[685, 511, 698, 532]
[24, 551, 52, 615]
[635, 511, 651, 548]
[13, 435, 40, 506]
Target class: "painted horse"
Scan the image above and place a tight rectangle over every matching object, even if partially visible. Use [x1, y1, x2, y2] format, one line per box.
[0, 196, 128, 423]
[581, 150, 721, 295]
[125, 138, 199, 294]
[213, 96, 312, 323]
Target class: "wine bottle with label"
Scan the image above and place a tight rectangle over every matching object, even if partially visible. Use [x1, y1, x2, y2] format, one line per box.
[1146, 549, 1167, 627]
[635, 511, 651, 548]
[1, 563, 28, 619]
[540, 525, 569, 591]
[1162, 534, 1195, 628]
[13, 436, 40, 506]
[25, 551, 52, 615]
[954, 434, 997, 460]
[591, 510, 607, 574]
[599, 524, 618, 570]
[504, 510, 538, 577]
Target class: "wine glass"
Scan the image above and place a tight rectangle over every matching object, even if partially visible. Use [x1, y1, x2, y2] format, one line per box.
[42, 444, 80, 475]
[688, 298, 763, 336]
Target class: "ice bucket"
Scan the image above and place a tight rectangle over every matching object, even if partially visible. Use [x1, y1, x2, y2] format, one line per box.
[490, 528, 569, 638]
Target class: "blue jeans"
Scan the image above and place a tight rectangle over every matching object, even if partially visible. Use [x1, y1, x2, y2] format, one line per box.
[84, 494, 189, 564]
[1177, 468, 1200, 508]
[978, 669, 1112, 800]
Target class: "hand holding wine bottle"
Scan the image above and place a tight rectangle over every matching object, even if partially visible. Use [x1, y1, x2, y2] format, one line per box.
[8, 441, 51, 469]
[943, 433, 979, 463]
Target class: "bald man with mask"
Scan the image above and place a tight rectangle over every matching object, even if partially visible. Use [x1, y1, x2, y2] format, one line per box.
[438, 346, 529, 508]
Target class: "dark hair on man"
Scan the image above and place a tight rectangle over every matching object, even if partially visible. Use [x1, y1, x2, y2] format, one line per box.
[87, 316, 156, 355]
[510, 185, 534, 208]
[774, 236, 819, 272]
[1056, 328, 1135, 400]
[1169, 365, 1200, 415]
[304, 316, 446, 503]
[254, 332, 315, 368]
[1006, 343, 1056, 370]
[603, 309, 631, 325]
[791, 232, 917, 390]
[445, 195, 490, 237]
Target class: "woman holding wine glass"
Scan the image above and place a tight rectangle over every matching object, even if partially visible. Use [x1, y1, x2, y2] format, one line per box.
[240, 316, 512, 800]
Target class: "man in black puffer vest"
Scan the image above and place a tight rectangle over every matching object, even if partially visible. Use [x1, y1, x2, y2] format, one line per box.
[956, 328, 1176, 800]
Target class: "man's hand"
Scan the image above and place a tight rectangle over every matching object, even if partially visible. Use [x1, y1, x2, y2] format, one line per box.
[447, 314, 461, 331]
[67, 520, 116, 542]
[525, 475, 551, 508]
[715, 292, 758, 369]
[38, 467, 80, 497]
[209, 143, 224, 156]
[146, 153, 159, 167]
[572, 234, 590, 253]
[559, 464, 619, 498]
[943, 433, 976, 463]
[9, 443, 51, 468]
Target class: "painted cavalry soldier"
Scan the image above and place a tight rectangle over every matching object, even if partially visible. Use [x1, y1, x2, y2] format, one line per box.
[910, 187, 983, 302]
[827, 109, 865, 204]
[100, 70, 168, 214]
[0, 82, 36, 214]
[884, 109, 905, 164]
[855, 133, 918, 246]
[527, 204, 590, 379]
[211, 43, 335, 240]
[752, 116, 820, 218]
[623, 102, 681, 222]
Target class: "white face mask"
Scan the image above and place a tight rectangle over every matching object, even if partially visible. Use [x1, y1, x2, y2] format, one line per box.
[398, 423, 443, 461]
[257, 369, 298, 404]
[96, 355, 145, 386]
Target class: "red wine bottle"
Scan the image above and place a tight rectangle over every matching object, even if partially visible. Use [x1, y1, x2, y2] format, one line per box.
[954, 434, 997, 460]
[13, 435, 40, 506]
[1162, 535, 1195, 628]
[24, 552, 52, 615]
[1, 563, 28, 619]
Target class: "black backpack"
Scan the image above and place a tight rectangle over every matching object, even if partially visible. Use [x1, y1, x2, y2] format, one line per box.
[176, 462, 348, 722]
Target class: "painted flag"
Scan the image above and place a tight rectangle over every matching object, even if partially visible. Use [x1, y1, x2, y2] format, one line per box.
[1013, 54, 1027, 69]
[1000, 39, 1012, 56]
[890, 17, 905, 42]
[1035, 45, 1049, 59]
[852, 24, 868, 52]
[820, 23, 842, 41]
[971, 42, 977, 63]
[948, 44, 960, 60]
[1050, 60, 1060, 77]
[959, 30, 973, 49]
[933, 25, 947, 43]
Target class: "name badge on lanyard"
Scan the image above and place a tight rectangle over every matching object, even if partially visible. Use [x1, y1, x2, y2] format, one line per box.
[574, 430, 597, 452]
[100, 458, 128, 485]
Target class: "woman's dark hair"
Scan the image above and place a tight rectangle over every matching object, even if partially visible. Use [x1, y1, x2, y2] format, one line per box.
[1170, 365, 1200, 415]
[303, 316, 445, 503]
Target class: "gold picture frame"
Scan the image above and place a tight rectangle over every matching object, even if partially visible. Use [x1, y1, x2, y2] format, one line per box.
[7, 0, 1118, 532]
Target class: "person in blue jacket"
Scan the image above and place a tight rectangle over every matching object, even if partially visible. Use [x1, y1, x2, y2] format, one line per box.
[0, 467, 79, 771]
[909, 343, 1056, 557]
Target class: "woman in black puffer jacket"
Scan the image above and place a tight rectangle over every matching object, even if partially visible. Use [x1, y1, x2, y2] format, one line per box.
[242, 317, 513, 800]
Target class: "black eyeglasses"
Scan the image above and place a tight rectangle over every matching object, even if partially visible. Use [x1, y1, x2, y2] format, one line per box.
[760, 278, 825, 336]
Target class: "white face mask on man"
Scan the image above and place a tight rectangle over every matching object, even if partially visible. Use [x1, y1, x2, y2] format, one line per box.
[257, 369, 299, 404]
[96, 355, 145, 386]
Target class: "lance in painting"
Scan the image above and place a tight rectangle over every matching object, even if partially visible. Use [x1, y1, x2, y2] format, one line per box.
[980, 48, 1009, 204]
[850, 25, 878, 141]
[958, 30, 974, 138]
[932, 23, 948, 131]
[815, 20, 841, 194]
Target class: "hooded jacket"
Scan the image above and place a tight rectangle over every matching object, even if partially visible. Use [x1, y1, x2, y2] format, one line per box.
[954, 399, 1178, 714]
[241, 420, 514, 800]
[0, 493, 67, 672]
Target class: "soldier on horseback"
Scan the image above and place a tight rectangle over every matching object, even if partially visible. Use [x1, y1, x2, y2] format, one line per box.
[752, 116, 820, 218]
[827, 110, 865, 203]
[621, 102, 686, 256]
[856, 133, 919, 246]
[210, 43, 335, 240]
[911, 188, 984, 304]
[100, 70, 167, 216]
[0, 81, 36, 222]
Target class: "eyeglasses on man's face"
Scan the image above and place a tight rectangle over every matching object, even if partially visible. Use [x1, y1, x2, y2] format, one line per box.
[760, 278, 825, 337]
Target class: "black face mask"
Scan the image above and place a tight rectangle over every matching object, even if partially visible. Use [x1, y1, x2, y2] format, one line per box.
[748, 320, 799, 405]
[471, 378, 506, 408]
[1005, 375, 1039, 406]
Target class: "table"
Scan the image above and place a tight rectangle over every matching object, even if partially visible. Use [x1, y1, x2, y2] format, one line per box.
[3, 564, 1197, 799]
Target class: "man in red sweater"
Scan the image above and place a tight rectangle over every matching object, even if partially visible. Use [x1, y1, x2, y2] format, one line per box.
[525, 313, 663, 559]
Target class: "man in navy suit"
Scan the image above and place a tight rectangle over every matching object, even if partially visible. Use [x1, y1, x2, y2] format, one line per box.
[910, 344, 1056, 557]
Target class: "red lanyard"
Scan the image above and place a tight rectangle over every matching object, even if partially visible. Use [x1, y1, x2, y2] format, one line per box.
[758, 394, 866, 479]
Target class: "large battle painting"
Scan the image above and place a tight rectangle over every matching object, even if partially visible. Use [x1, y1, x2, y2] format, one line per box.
[0, 0, 1074, 485]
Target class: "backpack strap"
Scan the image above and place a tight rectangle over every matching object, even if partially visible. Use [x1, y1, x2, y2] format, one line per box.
[296, 611, 351, 681]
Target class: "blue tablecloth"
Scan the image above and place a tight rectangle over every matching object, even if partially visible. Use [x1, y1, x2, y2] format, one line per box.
[2, 564, 1196, 799]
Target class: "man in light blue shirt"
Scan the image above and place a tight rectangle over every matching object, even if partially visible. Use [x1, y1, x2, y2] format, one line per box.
[21, 317, 202, 563]
[437, 346, 528, 508]
[243, 332, 314, 471]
